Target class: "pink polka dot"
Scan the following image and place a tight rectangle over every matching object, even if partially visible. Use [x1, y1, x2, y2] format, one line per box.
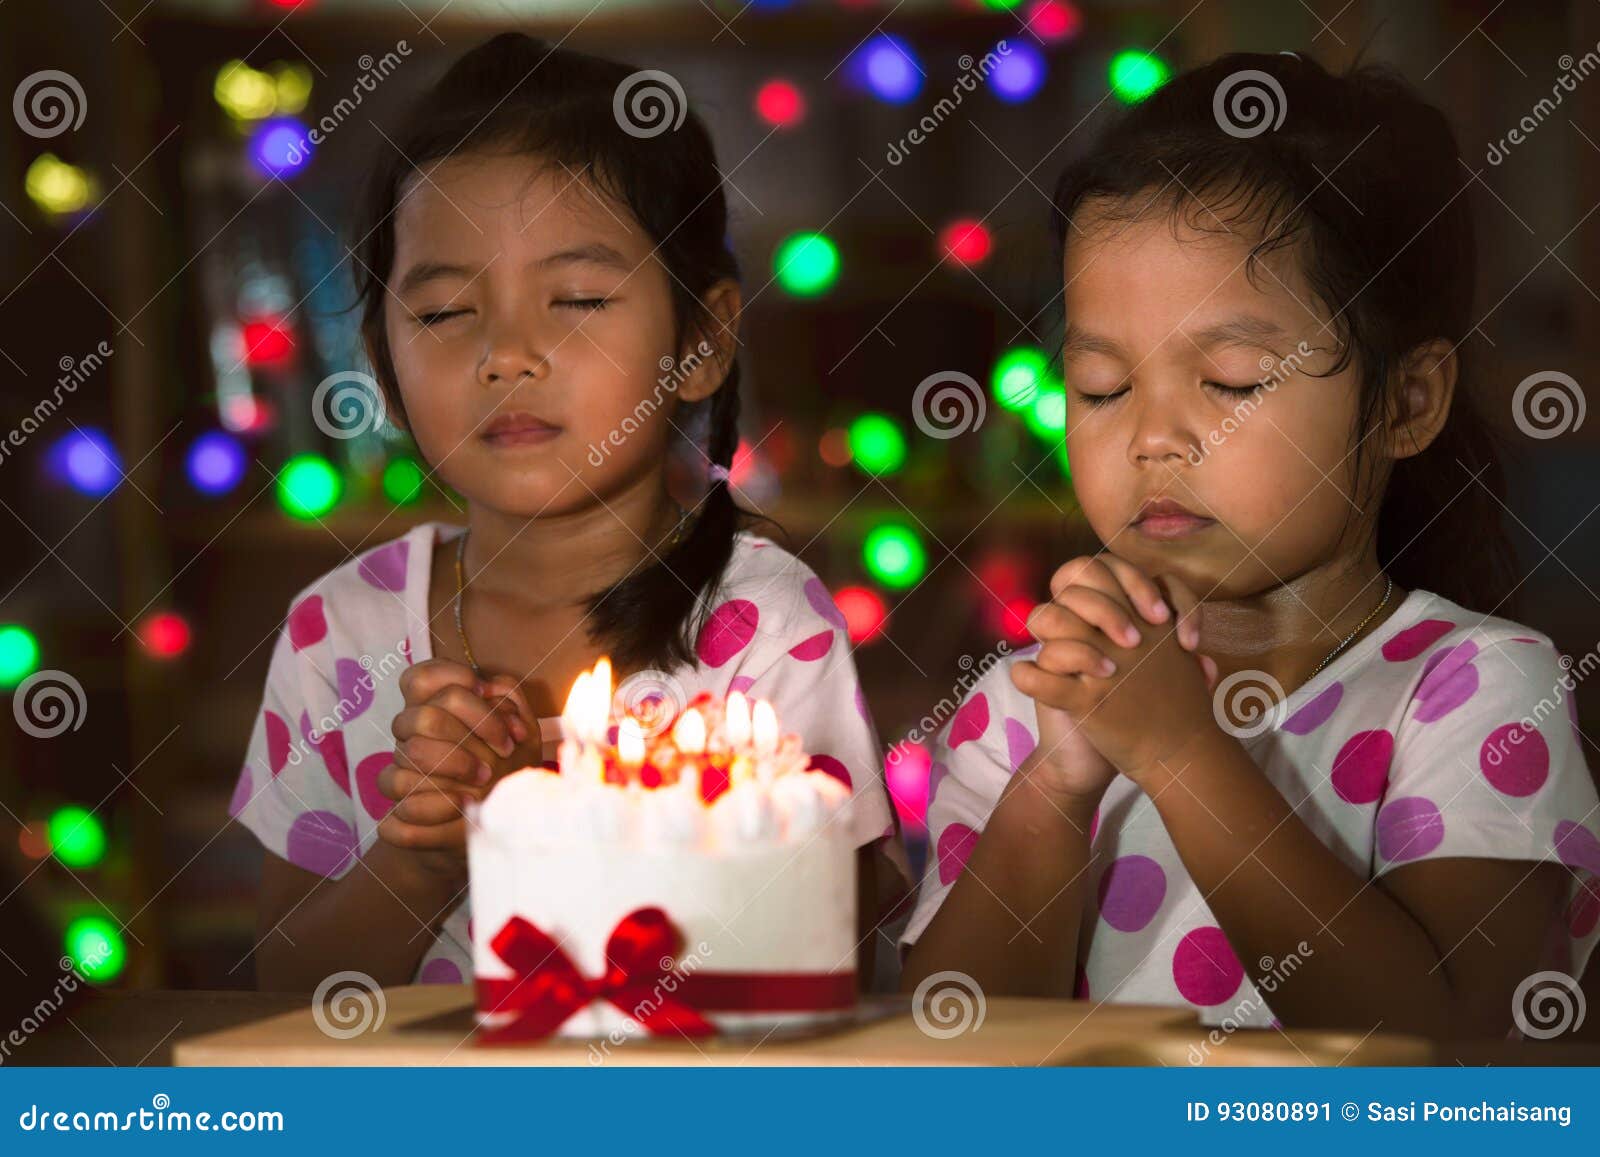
[1003, 717, 1036, 772]
[419, 957, 463, 985]
[1381, 618, 1455, 662]
[317, 729, 350, 795]
[1282, 681, 1343, 736]
[287, 595, 327, 651]
[1097, 855, 1167, 933]
[936, 822, 979, 885]
[728, 675, 756, 696]
[1554, 821, 1600, 874]
[335, 658, 375, 722]
[356, 752, 394, 821]
[358, 540, 409, 592]
[803, 577, 848, 632]
[946, 692, 989, 751]
[263, 710, 290, 775]
[1171, 926, 1244, 1007]
[788, 630, 833, 662]
[1376, 796, 1445, 862]
[696, 599, 759, 667]
[285, 810, 359, 877]
[1480, 723, 1549, 796]
[807, 753, 852, 789]
[1567, 875, 1600, 939]
[1413, 642, 1479, 723]
[229, 767, 253, 818]
[1330, 729, 1393, 805]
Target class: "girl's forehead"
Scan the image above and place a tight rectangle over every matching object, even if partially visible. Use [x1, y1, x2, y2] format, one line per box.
[393, 152, 649, 258]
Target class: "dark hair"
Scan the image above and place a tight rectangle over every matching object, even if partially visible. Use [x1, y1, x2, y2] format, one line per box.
[1050, 52, 1516, 615]
[352, 33, 747, 672]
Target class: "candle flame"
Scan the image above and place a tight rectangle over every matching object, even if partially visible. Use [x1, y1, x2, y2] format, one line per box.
[561, 671, 590, 724]
[618, 716, 645, 766]
[752, 698, 778, 754]
[725, 690, 751, 748]
[673, 708, 707, 755]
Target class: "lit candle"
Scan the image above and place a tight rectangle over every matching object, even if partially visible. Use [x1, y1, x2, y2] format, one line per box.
[752, 699, 778, 756]
[673, 708, 707, 755]
[618, 716, 645, 769]
[725, 690, 751, 749]
[591, 658, 614, 743]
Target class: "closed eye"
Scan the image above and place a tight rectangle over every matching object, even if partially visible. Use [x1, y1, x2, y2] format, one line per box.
[415, 308, 470, 327]
[1203, 380, 1266, 397]
[1073, 385, 1128, 407]
[555, 297, 611, 312]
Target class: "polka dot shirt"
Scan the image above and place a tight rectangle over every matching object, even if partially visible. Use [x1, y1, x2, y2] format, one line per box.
[901, 589, 1600, 1023]
[232, 521, 898, 985]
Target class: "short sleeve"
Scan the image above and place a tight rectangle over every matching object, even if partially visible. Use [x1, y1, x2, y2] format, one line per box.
[900, 669, 1028, 947]
[1375, 635, 1600, 974]
[230, 597, 364, 880]
[731, 602, 896, 855]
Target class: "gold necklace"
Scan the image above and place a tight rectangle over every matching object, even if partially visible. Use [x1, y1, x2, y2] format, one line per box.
[1307, 575, 1395, 680]
[453, 510, 693, 676]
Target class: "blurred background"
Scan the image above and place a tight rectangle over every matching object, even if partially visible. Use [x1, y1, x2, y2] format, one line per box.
[0, 0, 1597, 992]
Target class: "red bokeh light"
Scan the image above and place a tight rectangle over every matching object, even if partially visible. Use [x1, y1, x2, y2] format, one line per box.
[833, 585, 888, 643]
[1026, 0, 1083, 42]
[755, 79, 806, 128]
[242, 317, 296, 367]
[939, 218, 992, 266]
[138, 611, 192, 658]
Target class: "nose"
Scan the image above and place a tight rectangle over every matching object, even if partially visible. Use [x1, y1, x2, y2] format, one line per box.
[1126, 384, 1199, 469]
[476, 313, 551, 388]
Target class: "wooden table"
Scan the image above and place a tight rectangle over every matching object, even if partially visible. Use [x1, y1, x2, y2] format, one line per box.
[15, 987, 1599, 1066]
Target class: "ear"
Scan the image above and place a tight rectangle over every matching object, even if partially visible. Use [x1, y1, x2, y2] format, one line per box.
[675, 279, 742, 405]
[1383, 338, 1456, 461]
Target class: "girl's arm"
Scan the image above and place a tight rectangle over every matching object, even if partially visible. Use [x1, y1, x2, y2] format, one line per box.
[901, 766, 1101, 998]
[254, 841, 466, 991]
[1140, 727, 1567, 1036]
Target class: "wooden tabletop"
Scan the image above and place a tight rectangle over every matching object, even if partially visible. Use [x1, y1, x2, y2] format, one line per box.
[16, 987, 1598, 1066]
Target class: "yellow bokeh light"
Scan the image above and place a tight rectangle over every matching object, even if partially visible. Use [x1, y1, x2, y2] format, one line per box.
[273, 63, 313, 116]
[214, 59, 278, 121]
[24, 154, 96, 216]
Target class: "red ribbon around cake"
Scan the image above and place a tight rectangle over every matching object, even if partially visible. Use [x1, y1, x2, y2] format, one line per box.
[475, 907, 856, 1044]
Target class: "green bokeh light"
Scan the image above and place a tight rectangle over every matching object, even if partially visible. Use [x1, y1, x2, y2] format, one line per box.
[0, 624, 40, 689]
[773, 232, 840, 297]
[847, 413, 907, 475]
[382, 457, 426, 506]
[277, 454, 342, 520]
[49, 806, 107, 869]
[991, 347, 1049, 411]
[1110, 50, 1171, 104]
[862, 523, 927, 589]
[65, 915, 126, 984]
[1026, 388, 1068, 440]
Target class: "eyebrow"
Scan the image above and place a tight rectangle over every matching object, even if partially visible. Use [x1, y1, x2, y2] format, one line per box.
[1060, 313, 1290, 361]
[534, 242, 633, 273]
[395, 260, 478, 297]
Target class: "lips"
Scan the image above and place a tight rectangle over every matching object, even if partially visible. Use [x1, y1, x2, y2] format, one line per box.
[1132, 497, 1215, 541]
[481, 411, 561, 447]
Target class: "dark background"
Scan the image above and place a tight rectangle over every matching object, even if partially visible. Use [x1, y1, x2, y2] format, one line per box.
[0, 0, 1596, 994]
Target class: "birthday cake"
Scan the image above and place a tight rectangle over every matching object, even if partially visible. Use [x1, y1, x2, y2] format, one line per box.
[466, 660, 859, 1043]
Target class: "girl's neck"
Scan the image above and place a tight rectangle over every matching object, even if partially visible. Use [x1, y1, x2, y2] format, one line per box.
[1200, 545, 1401, 695]
[458, 473, 680, 614]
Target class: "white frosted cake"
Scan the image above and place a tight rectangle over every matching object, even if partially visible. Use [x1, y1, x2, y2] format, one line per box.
[466, 660, 858, 1043]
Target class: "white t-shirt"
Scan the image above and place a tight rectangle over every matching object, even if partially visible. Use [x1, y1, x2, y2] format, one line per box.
[233, 521, 898, 984]
[902, 589, 1600, 1024]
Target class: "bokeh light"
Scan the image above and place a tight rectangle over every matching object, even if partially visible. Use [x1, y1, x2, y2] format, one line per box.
[1025, 0, 1082, 42]
[833, 585, 888, 643]
[885, 740, 932, 835]
[755, 79, 806, 128]
[241, 317, 296, 367]
[1025, 388, 1068, 440]
[186, 431, 247, 495]
[989, 41, 1047, 103]
[0, 625, 41, 689]
[773, 231, 840, 297]
[991, 346, 1049, 411]
[847, 412, 907, 475]
[64, 915, 126, 984]
[382, 457, 426, 505]
[137, 611, 192, 659]
[277, 454, 342, 520]
[250, 117, 312, 178]
[49, 428, 121, 496]
[862, 523, 927, 589]
[1110, 50, 1171, 103]
[24, 154, 97, 218]
[49, 806, 107, 870]
[853, 34, 922, 104]
[939, 218, 992, 266]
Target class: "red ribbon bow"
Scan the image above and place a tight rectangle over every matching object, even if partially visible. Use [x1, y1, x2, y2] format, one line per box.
[476, 907, 716, 1042]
